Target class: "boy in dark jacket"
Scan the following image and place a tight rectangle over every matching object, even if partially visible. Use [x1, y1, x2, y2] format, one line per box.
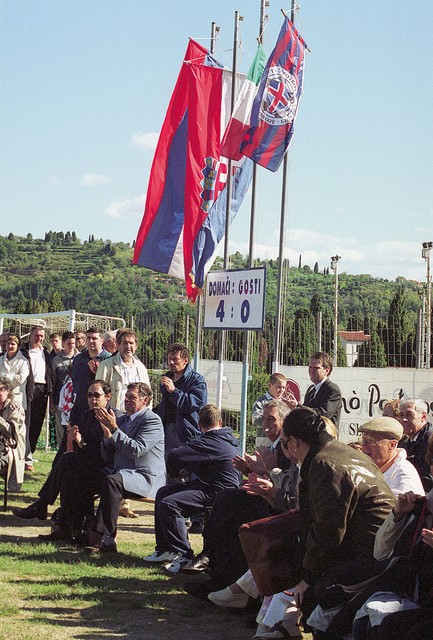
[143, 404, 241, 573]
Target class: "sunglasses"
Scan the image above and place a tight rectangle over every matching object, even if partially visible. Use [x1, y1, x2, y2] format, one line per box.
[87, 391, 104, 398]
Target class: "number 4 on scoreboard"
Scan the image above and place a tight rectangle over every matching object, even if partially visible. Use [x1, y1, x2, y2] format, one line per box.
[216, 300, 225, 322]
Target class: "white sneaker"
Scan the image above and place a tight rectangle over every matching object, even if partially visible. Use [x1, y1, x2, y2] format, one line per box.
[143, 550, 178, 563]
[164, 554, 190, 574]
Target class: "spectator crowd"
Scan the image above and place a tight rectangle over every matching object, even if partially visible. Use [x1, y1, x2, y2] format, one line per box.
[0, 329, 432, 639]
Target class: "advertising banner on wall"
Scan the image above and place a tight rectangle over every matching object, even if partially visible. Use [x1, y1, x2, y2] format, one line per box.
[281, 366, 433, 442]
[199, 361, 433, 443]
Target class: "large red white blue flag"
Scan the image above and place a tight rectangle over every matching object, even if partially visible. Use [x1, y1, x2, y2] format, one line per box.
[133, 40, 256, 300]
[190, 46, 266, 295]
[133, 40, 214, 284]
[240, 17, 307, 172]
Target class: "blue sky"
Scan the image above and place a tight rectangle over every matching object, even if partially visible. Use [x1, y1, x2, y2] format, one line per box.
[1, 1, 432, 282]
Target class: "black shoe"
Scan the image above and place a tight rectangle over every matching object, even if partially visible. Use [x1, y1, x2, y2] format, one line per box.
[182, 580, 223, 600]
[12, 500, 48, 520]
[38, 528, 72, 543]
[180, 553, 210, 574]
[84, 541, 118, 555]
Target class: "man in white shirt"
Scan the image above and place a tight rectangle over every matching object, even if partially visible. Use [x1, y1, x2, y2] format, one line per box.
[97, 329, 150, 412]
[23, 326, 53, 470]
[359, 416, 425, 497]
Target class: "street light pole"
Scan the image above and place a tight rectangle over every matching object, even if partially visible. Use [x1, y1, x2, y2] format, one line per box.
[330, 255, 341, 368]
[422, 242, 432, 368]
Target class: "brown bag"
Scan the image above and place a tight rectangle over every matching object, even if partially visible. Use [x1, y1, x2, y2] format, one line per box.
[238, 509, 303, 597]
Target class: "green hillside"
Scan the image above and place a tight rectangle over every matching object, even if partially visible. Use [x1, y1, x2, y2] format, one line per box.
[0, 232, 421, 326]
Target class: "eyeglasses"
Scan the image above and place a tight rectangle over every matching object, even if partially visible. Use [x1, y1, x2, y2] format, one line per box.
[87, 391, 104, 398]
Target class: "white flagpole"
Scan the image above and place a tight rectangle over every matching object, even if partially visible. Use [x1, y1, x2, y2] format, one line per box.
[216, 10, 243, 408]
[239, 0, 268, 454]
[193, 21, 220, 373]
[272, 0, 296, 373]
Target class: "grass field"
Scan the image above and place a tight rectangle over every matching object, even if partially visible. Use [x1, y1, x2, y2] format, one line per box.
[0, 450, 312, 640]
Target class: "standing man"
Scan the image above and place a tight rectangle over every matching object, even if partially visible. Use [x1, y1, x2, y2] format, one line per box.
[74, 331, 86, 353]
[0, 331, 10, 353]
[102, 330, 117, 355]
[98, 329, 149, 411]
[155, 343, 207, 454]
[51, 331, 77, 447]
[285, 351, 342, 428]
[398, 397, 433, 491]
[85, 382, 165, 553]
[22, 325, 53, 470]
[71, 328, 110, 410]
[48, 333, 62, 364]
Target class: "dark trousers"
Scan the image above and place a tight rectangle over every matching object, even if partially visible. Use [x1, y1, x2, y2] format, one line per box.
[93, 473, 126, 537]
[28, 383, 48, 453]
[37, 431, 67, 504]
[155, 481, 212, 557]
[353, 608, 433, 640]
[203, 488, 276, 587]
[59, 454, 105, 532]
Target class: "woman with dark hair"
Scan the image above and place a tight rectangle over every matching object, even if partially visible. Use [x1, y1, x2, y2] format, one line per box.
[0, 375, 26, 490]
[281, 407, 394, 637]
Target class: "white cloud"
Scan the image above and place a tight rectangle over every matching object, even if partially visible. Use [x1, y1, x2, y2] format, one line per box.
[131, 132, 159, 151]
[80, 173, 110, 187]
[227, 228, 427, 282]
[104, 194, 145, 220]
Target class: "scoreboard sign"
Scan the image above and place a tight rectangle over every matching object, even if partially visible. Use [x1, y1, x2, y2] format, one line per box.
[204, 267, 266, 330]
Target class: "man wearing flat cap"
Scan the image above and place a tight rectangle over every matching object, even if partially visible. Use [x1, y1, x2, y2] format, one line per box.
[359, 417, 424, 497]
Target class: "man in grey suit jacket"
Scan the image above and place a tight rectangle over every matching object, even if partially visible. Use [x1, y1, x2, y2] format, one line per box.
[86, 382, 165, 553]
[285, 351, 342, 428]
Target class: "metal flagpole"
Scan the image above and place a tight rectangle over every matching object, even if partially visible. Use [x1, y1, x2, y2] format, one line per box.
[272, 0, 296, 373]
[193, 21, 220, 373]
[239, 0, 268, 454]
[216, 10, 243, 408]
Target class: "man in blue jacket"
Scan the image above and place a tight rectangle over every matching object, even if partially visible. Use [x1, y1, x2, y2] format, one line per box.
[155, 343, 207, 454]
[143, 404, 241, 573]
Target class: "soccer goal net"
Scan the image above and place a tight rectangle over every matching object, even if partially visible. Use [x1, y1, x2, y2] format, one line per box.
[0, 310, 126, 341]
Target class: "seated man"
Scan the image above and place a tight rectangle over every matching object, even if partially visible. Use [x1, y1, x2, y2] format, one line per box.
[399, 398, 433, 491]
[85, 382, 165, 553]
[359, 416, 425, 497]
[183, 401, 296, 593]
[143, 404, 241, 573]
[13, 380, 122, 525]
[98, 328, 151, 518]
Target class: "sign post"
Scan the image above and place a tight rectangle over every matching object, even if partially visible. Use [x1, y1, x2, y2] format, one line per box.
[204, 267, 266, 453]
